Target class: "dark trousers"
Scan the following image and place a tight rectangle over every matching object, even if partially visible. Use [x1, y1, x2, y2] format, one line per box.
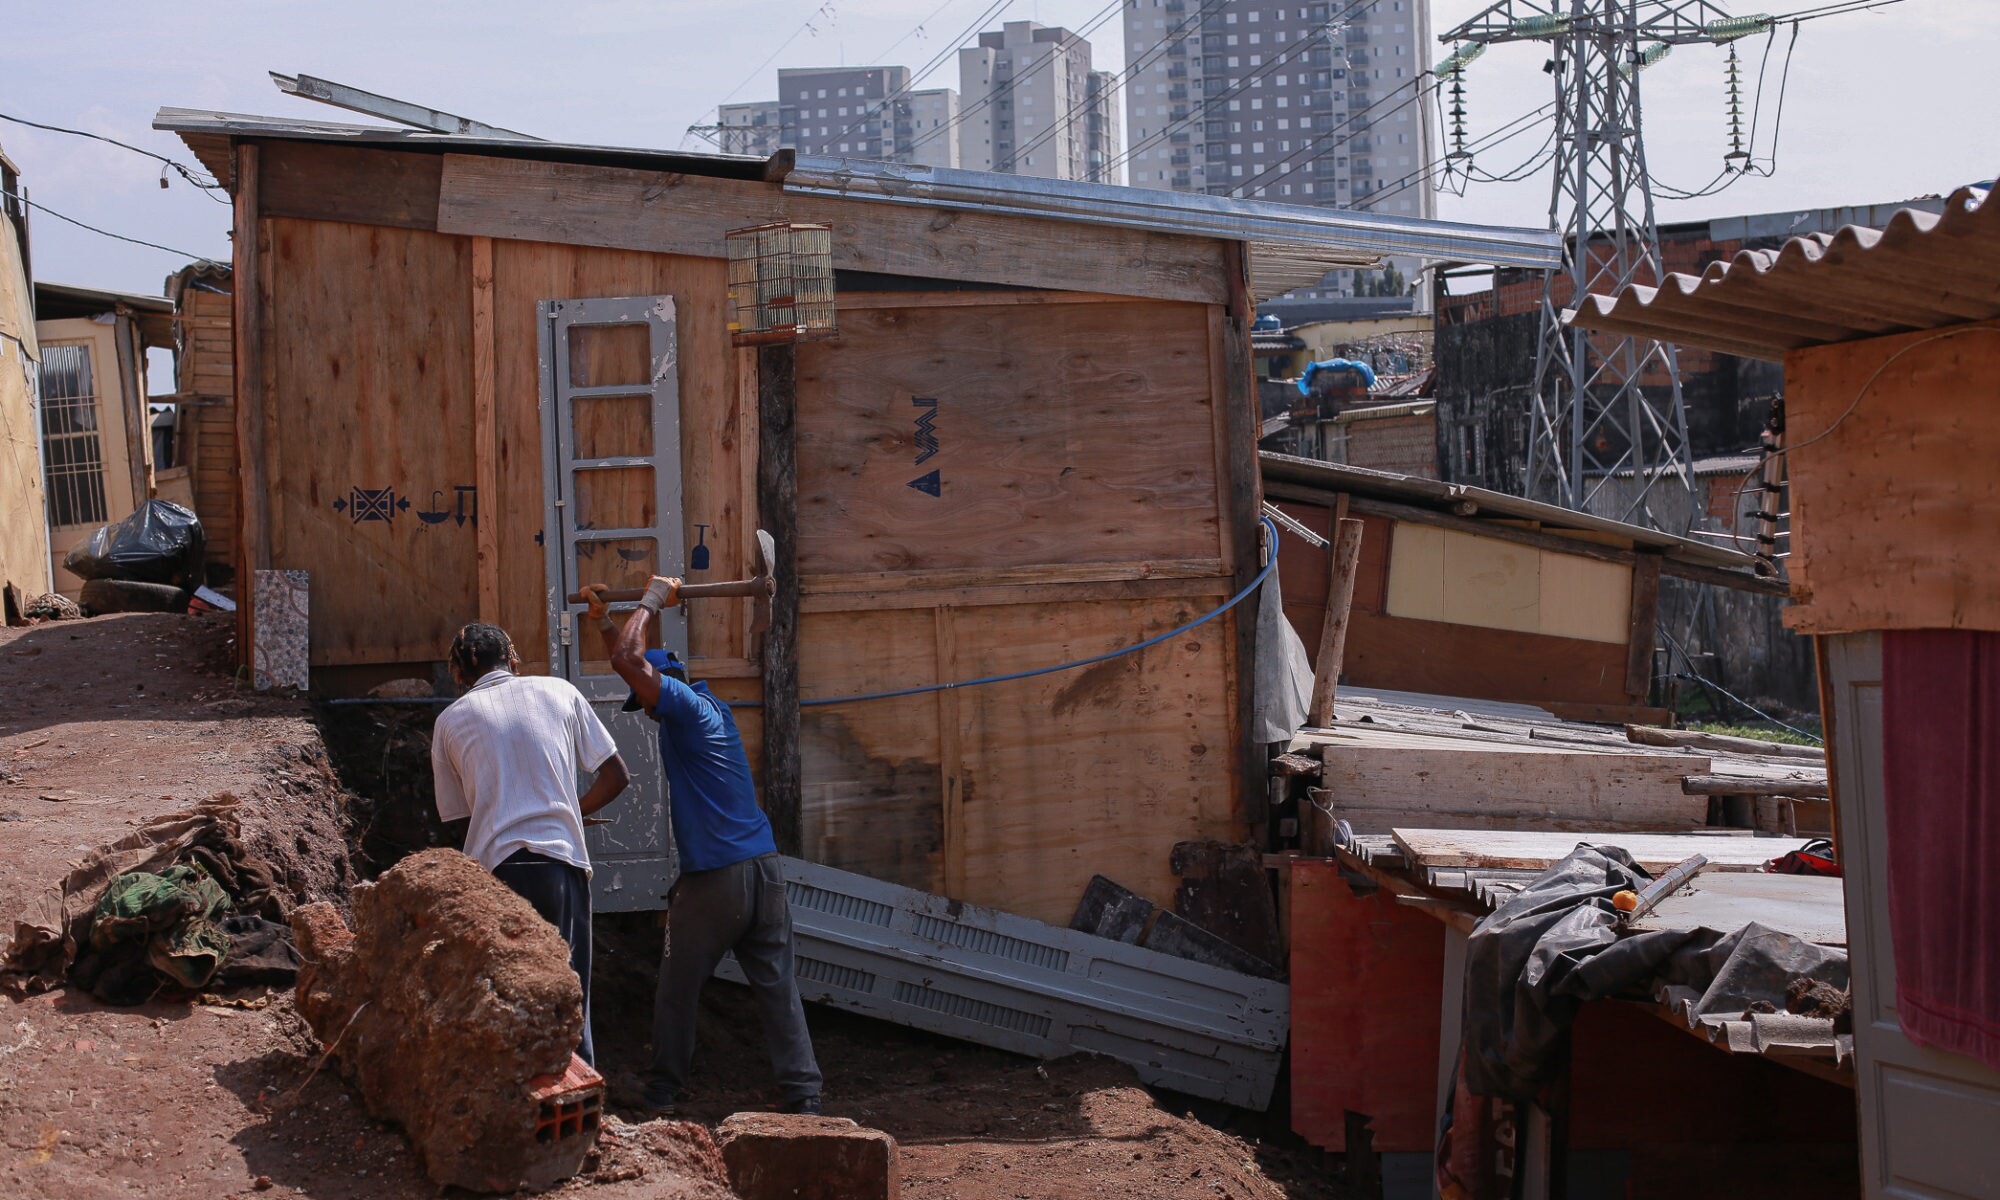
[648, 853, 821, 1104]
[494, 848, 595, 1067]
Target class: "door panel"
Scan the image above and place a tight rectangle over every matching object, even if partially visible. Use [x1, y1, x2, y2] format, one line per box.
[1823, 632, 2000, 1198]
[540, 295, 686, 911]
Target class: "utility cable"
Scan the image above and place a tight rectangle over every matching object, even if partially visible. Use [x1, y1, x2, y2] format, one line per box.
[824, 0, 1018, 148]
[0, 111, 229, 201]
[905, 0, 1128, 156]
[2, 188, 222, 264]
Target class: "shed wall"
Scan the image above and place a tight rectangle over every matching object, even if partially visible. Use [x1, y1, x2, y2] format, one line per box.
[246, 164, 1250, 922]
[0, 219, 46, 602]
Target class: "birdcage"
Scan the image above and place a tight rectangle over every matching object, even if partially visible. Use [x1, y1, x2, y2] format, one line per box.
[725, 222, 836, 346]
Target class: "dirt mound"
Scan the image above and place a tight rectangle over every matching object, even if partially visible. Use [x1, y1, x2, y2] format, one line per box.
[290, 849, 588, 1192]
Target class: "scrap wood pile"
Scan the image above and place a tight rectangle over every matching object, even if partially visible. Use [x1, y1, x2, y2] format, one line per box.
[0, 795, 301, 1002]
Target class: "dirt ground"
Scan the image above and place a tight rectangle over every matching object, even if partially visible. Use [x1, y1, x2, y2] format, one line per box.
[0, 613, 1349, 1200]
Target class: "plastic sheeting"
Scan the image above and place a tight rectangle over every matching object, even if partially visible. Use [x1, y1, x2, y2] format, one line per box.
[1295, 358, 1378, 395]
[1460, 845, 1849, 1099]
[1251, 556, 1312, 744]
[62, 499, 205, 587]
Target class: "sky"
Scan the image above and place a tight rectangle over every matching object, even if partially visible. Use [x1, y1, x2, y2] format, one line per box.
[2, 0, 1993, 307]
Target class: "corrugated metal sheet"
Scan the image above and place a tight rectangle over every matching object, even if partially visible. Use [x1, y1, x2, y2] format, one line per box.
[152, 108, 1563, 289]
[1569, 184, 2000, 361]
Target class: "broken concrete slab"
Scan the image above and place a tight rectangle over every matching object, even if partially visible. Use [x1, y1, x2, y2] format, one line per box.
[714, 1112, 900, 1200]
[290, 848, 595, 1192]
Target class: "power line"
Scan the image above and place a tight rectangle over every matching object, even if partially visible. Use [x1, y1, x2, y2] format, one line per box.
[0, 111, 229, 202]
[1229, 71, 1438, 198]
[823, 0, 1018, 149]
[3, 188, 222, 264]
[906, 0, 1124, 156]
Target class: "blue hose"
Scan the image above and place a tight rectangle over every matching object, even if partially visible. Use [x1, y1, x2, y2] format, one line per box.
[748, 515, 1278, 709]
[322, 517, 1279, 711]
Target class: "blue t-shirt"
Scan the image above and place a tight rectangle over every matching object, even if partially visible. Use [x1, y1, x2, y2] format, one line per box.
[650, 678, 777, 872]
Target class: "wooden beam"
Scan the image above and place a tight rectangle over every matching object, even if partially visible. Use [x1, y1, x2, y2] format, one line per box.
[1219, 243, 1262, 839]
[434, 152, 1229, 305]
[1658, 556, 1790, 597]
[758, 342, 802, 855]
[1625, 551, 1662, 700]
[1308, 517, 1365, 727]
[471, 236, 499, 624]
[1391, 827, 1812, 874]
[1680, 774, 1829, 798]
[110, 312, 150, 506]
[231, 142, 268, 666]
[1624, 723, 1825, 761]
[257, 141, 442, 231]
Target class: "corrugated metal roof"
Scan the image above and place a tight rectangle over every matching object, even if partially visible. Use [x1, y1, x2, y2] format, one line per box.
[153, 107, 1563, 299]
[1568, 184, 2000, 361]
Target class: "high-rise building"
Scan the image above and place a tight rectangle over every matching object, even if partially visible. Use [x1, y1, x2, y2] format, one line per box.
[957, 21, 1121, 183]
[1120, 0, 1435, 298]
[718, 66, 960, 169]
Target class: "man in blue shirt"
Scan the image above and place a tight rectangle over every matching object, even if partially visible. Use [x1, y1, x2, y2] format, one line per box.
[584, 577, 822, 1116]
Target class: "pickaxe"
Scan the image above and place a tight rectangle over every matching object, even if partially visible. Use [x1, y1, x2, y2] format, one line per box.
[567, 529, 776, 638]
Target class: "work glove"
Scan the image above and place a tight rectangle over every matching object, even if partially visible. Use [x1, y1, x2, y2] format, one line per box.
[580, 584, 610, 622]
[639, 575, 683, 613]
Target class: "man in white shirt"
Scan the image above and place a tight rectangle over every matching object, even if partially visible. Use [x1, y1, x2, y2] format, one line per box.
[431, 622, 630, 1066]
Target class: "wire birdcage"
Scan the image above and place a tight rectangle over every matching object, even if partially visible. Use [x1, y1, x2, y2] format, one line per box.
[725, 223, 836, 346]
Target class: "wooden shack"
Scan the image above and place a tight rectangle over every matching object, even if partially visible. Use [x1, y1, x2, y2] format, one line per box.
[164, 262, 237, 577]
[158, 107, 1557, 922]
[1572, 184, 2000, 1200]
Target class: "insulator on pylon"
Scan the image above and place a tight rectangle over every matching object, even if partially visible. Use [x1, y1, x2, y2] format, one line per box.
[1724, 43, 1748, 167]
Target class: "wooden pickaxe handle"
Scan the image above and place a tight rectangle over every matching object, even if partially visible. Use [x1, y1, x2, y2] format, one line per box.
[565, 577, 771, 605]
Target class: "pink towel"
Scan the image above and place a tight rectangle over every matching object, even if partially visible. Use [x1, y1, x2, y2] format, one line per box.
[1883, 629, 2000, 1070]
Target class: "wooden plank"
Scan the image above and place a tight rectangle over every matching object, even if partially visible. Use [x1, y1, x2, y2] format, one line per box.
[949, 594, 1243, 925]
[1320, 733, 1713, 831]
[1219, 243, 1259, 839]
[110, 314, 149, 506]
[1341, 610, 1635, 709]
[798, 607, 944, 892]
[1392, 827, 1815, 873]
[1625, 723, 1826, 762]
[1308, 516, 1365, 726]
[1625, 551, 1663, 699]
[837, 290, 1137, 311]
[264, 218, 476, 665]
[793, 298, 1222, 575]
[258, 141, 442, 231]
[471, 236, 499, 624]
[1544, 700, 1674, 726]
[802, 575, 1232, 615]
[1289, 858, 1445, 1153]
[935, 605, 964, 897]
[435, 153, 1228, 304]
[759, 342, 802, 856]
[803, 558, 1227, 594]
[232, 143, 266, 662]
[1681, 774, 1829, 798]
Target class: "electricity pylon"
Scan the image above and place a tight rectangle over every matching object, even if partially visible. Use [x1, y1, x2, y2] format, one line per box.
[1442, 1, 1764, 528]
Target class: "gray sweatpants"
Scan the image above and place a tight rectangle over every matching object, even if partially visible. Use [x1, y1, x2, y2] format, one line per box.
[648, 852, 822, 1105]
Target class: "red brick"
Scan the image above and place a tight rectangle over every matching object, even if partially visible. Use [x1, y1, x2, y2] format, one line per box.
[714, 1113, 901, 1200]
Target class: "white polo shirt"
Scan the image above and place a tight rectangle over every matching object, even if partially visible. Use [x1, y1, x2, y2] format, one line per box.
[431, 669, 619, 875]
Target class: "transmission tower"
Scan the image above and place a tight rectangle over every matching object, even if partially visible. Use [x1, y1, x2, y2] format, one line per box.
[1442, 1, 1761, 529]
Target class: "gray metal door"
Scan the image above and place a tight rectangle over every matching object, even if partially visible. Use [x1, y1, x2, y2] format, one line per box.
[1825, 633, 2000, 1198]
[539, 295, 686, 911]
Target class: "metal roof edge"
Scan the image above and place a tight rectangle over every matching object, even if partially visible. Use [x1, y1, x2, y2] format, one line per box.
[786, 155, 1563, 269]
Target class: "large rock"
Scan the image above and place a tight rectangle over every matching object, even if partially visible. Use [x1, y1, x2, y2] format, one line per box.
[714, 1112, 900, 1200]
[290, 849, 589, 1192]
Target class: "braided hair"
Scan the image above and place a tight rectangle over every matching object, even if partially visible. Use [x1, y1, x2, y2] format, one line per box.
[447, 622, 515, 684]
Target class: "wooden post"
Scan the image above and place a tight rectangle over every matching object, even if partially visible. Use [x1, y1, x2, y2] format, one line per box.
[1625, 551, 1664, 702]
[470, 236, 500, 625]
[1307, 517, 1365, 728]
[231, 142, 268, 668]
[1219, 242, 1263, 834]
[757, 342, 802, 856]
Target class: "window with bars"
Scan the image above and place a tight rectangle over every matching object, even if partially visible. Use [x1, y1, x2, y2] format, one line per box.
[38, 341, 108, 528]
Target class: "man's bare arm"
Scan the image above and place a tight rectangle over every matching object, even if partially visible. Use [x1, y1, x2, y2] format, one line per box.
[579, 753, 630, 816]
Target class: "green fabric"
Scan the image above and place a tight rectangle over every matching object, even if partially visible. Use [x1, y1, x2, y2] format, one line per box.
[88, 865, 230, 991]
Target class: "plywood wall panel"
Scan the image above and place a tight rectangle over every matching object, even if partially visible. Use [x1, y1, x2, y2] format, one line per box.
[945, 596, 1241, 925]
[265, 219, 475, 665]
[795, 299, 1223, 576]
[487, 241, 747, 667]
